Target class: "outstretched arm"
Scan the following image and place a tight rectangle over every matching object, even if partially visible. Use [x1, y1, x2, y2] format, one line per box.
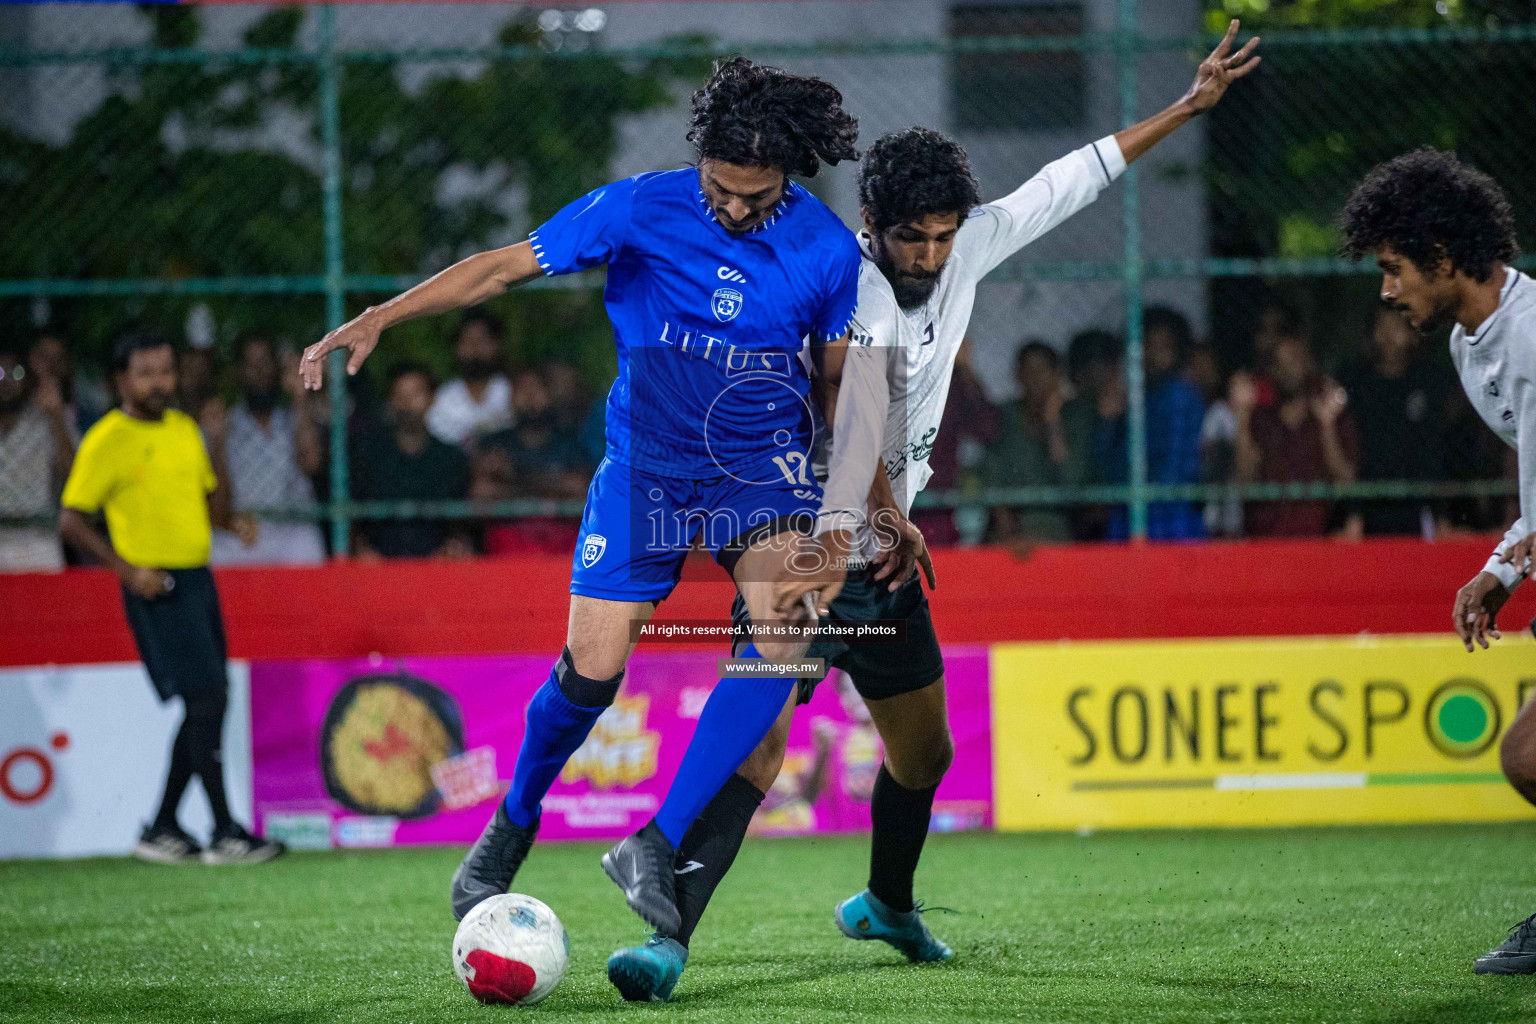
[1114, 20, 1260, 165]
[966, 21, 1259, 277]
[300, 241, 544, 390]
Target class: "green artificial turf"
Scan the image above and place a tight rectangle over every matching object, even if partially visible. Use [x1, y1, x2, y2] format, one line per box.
[4, 826, 1536, 1023]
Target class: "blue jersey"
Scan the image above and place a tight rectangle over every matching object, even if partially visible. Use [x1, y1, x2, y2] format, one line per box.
[529, 169, 860, 479]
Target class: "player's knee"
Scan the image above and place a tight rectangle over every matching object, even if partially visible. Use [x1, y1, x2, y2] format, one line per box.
[1500, 728, 1536, 801]
[890, 729, 953, 790]
[918, 731, 955, 788]
[738, 724, 788, 792]
[558, 644, 625, 704]
[183, 689, 227, 727]
[753, 637, 809, 662]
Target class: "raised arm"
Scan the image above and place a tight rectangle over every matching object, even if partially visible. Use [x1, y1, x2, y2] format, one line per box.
[965, 21, 1259, 278]
[300, 242, 543, 390]
[1114, 20, 1260, 165]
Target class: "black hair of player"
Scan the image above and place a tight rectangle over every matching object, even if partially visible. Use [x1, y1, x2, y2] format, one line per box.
[387, 360, 437, 393]
[112, 328, 176, 374]
[457, 307, 505, 342]
[858, 127, 981, 234]
[1143, 306, 1193, 359]
[1015, 340, 1059, 372]
[1341, 147, 1520, 281]
[686, 57, 859, 178]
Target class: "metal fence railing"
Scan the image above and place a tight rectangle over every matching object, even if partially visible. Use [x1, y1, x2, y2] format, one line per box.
[1, 4, 1527, 562]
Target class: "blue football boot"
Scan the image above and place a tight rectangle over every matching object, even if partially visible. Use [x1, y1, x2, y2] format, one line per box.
[607, 935, 689, 1002]
[834, 889, 953, 963]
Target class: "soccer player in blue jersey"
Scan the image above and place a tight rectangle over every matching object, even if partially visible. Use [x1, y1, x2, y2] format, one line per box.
[300, 58, 861, 934]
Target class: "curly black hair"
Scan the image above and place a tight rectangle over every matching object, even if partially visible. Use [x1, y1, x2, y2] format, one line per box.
[687, 57, 859, 178]
[1341, 147, 1519, 282]
[858, 127, 982, 234]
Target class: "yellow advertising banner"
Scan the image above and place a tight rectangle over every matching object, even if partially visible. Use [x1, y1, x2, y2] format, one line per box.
[992, 634, 1536, 831]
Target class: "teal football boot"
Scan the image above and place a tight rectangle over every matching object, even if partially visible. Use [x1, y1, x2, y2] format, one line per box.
[607, 935, 689, 1002]
[834, 888, 953, 963]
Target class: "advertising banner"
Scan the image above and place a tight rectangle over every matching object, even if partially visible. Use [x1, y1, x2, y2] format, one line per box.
[250, 648, 991, 849]
[992, 635, 1536, 832]
[0, 662, 253, 859]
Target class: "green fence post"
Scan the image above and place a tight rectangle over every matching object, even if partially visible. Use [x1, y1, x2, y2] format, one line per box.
[318, 4, 349, 556]
[1119, 0, 1148, 540]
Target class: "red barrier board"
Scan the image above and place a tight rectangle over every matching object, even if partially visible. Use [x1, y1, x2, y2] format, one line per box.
[2, 537, 1529, 668]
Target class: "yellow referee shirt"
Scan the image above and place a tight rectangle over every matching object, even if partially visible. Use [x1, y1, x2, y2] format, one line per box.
[61, 409, 217, 569]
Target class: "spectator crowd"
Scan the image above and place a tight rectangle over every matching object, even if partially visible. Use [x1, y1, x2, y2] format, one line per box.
[0, 300, 1518, 572]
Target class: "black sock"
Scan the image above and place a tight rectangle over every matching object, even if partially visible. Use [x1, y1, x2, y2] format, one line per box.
[153, 719, 194, 830]
[183, 690, 233, 832]
[868, 763, 937, 914]
[670, 773, 765, 948]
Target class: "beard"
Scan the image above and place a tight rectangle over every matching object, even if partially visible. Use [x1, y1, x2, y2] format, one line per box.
[137, 389, 171, 417]
[245, 386, 278, 416]
[390, 409, 427, 436]
[1384, 297, 1455, 337]
[461, 358, 499, 383]
[871, 241, 943, 311]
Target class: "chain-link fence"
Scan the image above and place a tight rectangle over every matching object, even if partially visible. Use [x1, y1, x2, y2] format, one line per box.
[0, 2, 1528, 565]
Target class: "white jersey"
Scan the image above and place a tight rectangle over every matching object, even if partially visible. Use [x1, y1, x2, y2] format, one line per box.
[817, 135, 1126, 558]
[1449, 266, 1536, 592]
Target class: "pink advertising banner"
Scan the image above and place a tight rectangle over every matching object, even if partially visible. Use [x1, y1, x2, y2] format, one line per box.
[250, 649, 991, 849]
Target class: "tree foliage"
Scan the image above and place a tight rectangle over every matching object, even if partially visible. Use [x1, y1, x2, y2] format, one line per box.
[0, 5, 708, 385]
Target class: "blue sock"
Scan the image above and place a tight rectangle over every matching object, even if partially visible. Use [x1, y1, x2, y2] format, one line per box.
[652, 643, 793, 847]
[503, 666, 608, 827]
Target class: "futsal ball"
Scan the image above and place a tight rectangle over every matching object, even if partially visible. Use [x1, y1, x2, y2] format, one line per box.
[452, 893, 569, 1006]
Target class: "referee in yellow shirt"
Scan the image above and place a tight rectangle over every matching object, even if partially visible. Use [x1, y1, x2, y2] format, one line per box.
[59, 330, 283, 866]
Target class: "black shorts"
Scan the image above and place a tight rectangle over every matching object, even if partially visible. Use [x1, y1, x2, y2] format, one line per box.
[121, 566, 230, 703]
[730, 564, 945, 705]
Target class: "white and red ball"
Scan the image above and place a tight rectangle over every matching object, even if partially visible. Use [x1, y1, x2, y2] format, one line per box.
[452, 893, 569, 1006]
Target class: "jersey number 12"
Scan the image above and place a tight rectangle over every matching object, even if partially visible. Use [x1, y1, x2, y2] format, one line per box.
[772, 451, 812, 486]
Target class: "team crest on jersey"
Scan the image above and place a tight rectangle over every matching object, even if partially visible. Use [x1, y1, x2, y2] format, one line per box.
[581, 534, 607, 568]
[712, 287, 744, 323]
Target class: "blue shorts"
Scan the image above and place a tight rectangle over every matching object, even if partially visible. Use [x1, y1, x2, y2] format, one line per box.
[570, 456, 820, 603]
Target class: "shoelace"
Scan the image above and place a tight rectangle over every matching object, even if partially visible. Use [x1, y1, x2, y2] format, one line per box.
[911, 900, 958, 917]
[1506, 912, 1536, 947]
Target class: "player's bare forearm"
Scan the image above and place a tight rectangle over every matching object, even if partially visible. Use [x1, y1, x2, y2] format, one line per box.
[1114, 104, 1198, 166]
[301, 242, 543, 388]
[1115, 20, 1259, 165]
[372, 244, 541, 332]
[58, 508, 130, 578]
[811, 336, 848, 443]
[868, 457, 899, 514]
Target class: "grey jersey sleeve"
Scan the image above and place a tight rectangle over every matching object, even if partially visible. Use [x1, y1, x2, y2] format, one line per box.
[956, 136, 1127, 278]
[1482, 319, 1535, 590]
[815, 295, 898, 538]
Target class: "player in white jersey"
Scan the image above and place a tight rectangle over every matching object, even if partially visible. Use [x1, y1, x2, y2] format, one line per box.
[1343, 149, 1536, 975]
[604, 22, 1260, 1000]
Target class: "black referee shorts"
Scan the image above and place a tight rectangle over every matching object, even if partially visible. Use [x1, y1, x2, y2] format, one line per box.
[731, 564, 945, 705]
[121, 566, 230, 703]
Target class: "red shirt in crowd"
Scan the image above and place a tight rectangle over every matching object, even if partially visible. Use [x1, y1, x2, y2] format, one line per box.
[1244, 394, 1359, 537]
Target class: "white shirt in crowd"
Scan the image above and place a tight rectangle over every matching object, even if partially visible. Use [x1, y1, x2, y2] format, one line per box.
[0, 403, 73, 572]
[817, 136, 1127, 560]
[1449, 266, 1536, 591]
[211, 403, 324, 566]
[427, 375, 514, 446]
